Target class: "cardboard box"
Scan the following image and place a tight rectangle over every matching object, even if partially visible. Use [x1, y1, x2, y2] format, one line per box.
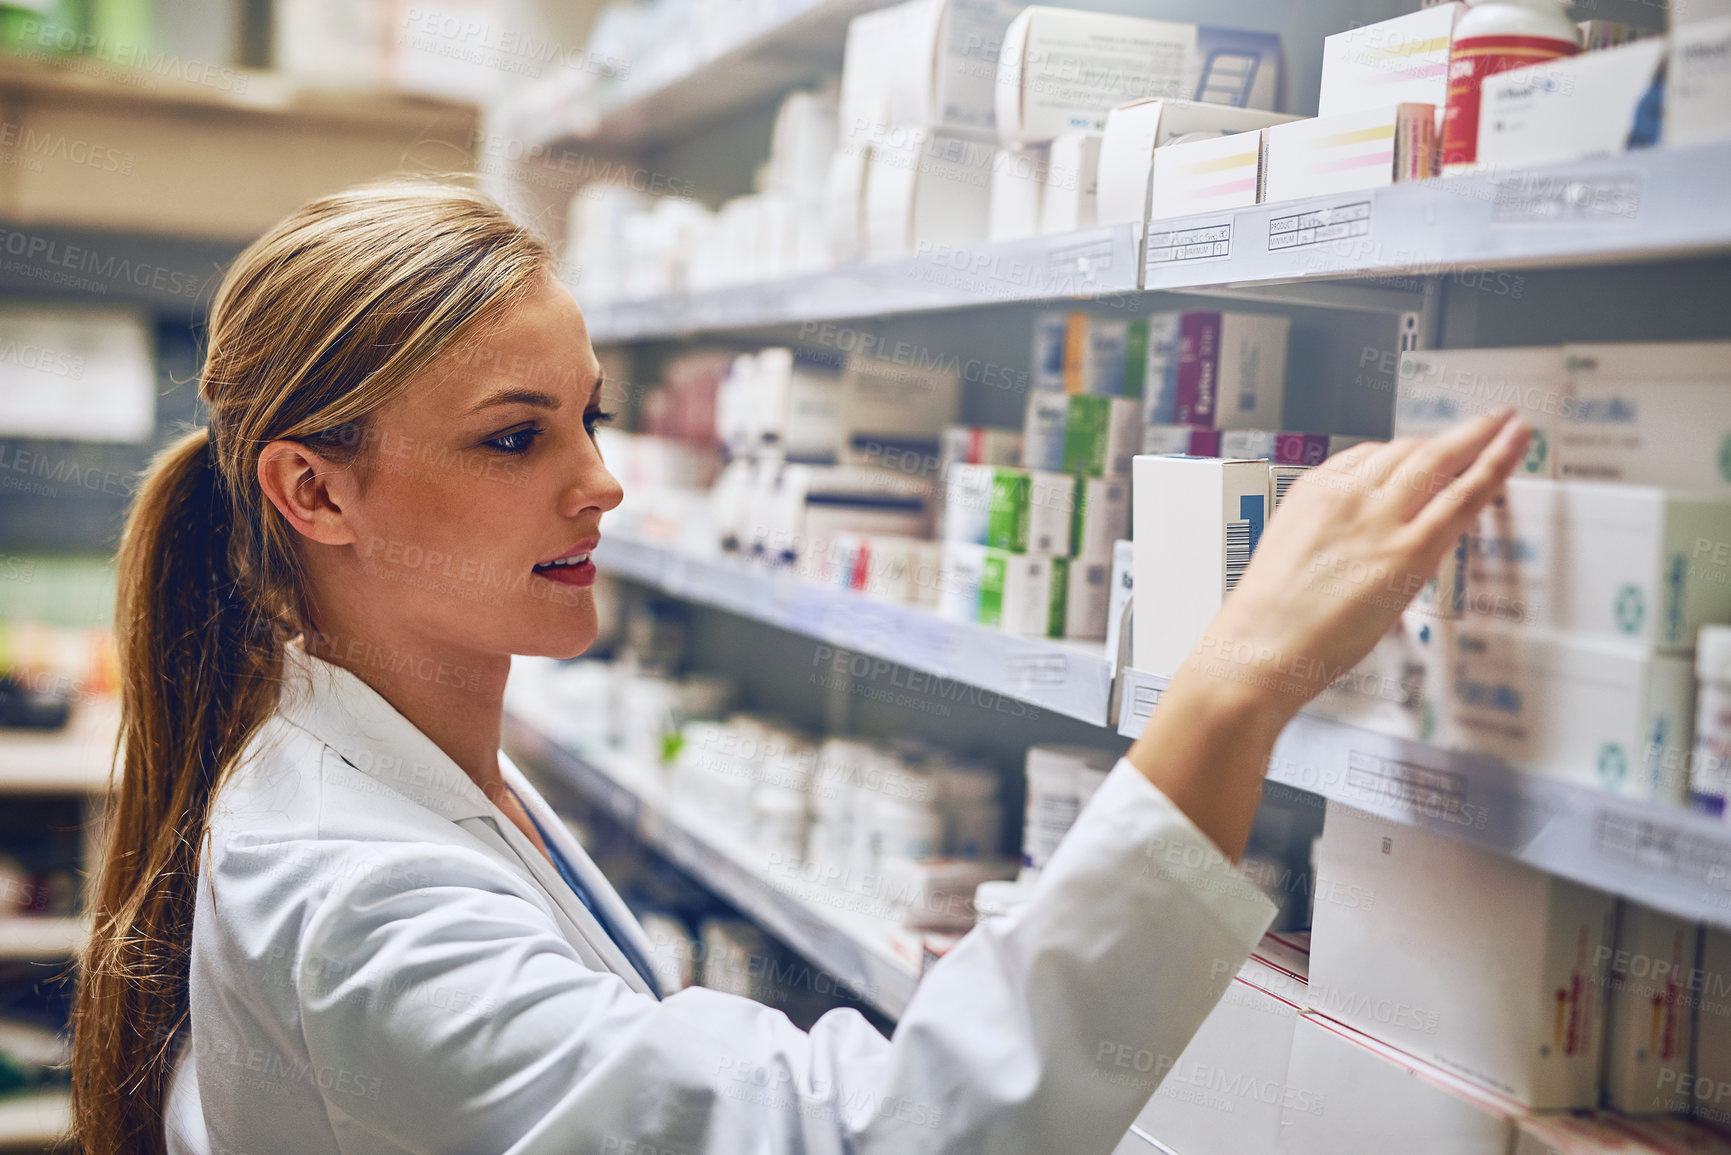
[940, 425, 1023, 470]
[1105, 539, 1134, 663]
[1667, 16, 1731, 148]
[1172, 311, 1290, 430]
[1602, 902, 1697, 1114]
[1263, 103, 1438, 203]
[1129, 950, 1304, 1155]
[1435, 619, 1695, 802]
[1479, 38, 1668, 171]
[1317, 4, 1466, 118]
[1452, 479, 1731, 651]
[1694, 927, 1731, 1132]
[1142, 426, 1223, 456]
[838, 352, 963, 465]
[1560, 342, 1731, 491]
[1085, 318, 1132, 397]
[940, 541, 1067, 633]
[862, 128, 995, 261]
[1304, 611, 1446, 744]
[1022, 393, 1141, 478]
[786, 466, 936, 565]
[1270, 464, 1309, 509]
[1395, 346, 1569, 478]
[995, 7, 1283, 144]
[1146, 128, 1269, 223]
[1073, 476, 1130, 560]
[1030, 311, 1092, 393]
[1038, 131, 1101, 234]
[1132, 455, 1271, 677]
[1140, 311, 1184, 423]
[1065, 548, 1111, 639]
[1096, 100, 1298, 228]
[1308, 803, 1616, 1108]
[943, 464, 1075, 554]
[1281, 1012, 1520, 1155]
[987, 145, 1046, 241]
[840, 0, 1024, 140]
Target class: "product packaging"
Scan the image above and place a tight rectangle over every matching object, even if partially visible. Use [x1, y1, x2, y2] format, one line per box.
[862, 128, 995, 261]
[995, 7, 1283, 144]
[1696, 626, 1731, 815]
[1694, 927, 1731, 1129]
[1440, 0, 1580, 172]
[987, 145, 1047, 241]
[943, 464, 1074, 554]
[1064, 548, 1112, 639]
[1038, 131, 1102, 234]
[937, 542, 1069, 635]
[1128, 944, 1306, 1155]
[1435, 618, 1695, 801]
[1031, 311, 1090, 393]
[1305, 612, 1445, 743]
[1019, 745, 1116, 879]
[1023, 393, 1142, 477]
[1308, 802, 1616, 1108]
[1146, 128, 1271, 222]
[1280, 1013, 1521, 1154]
[1667, 16, 1731, 148]
[1105, 539, 1134, 664]
[1559, 342, 1731, 491]
[1449, 478, 1731, 650]
[1317, 3, 1467, 116]
[1071, 476, 1130, 561]
[1602, 902, 1697, 1114]
[1095, 99, 1298, 228]
[1132, 455, 1271, 677]
[1478, 38, 1667, 171]
[1262, 102, 1439, 202]
[1168, 311, 1291, 430]
[840, 0, 1026, 140]
[1394, 346, 1567, 477]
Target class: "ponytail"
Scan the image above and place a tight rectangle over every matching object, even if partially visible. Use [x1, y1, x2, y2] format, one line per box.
[67, 179, 552, 1155]
[71, 428, 282, 1155]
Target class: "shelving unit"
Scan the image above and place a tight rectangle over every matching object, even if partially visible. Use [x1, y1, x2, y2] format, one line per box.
[547, 0, 895, 149]
[595, 533, 1115, 726]
[502, 686, 924, 1018]
[575, 142, 1731, 340]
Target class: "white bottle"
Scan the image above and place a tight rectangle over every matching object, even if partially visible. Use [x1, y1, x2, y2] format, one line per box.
[1442, 0, 1580, 172]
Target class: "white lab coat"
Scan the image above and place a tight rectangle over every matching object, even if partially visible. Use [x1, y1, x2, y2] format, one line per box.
[165, 640, 1274, 1154]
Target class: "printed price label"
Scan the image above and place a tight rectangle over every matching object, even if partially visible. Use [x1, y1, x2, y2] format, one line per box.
[1007, 651, 1069, 686]
[1342, 750, 1469, 820]
[1146, 222, 1232, 265]
[1268, 201, 1372, 251]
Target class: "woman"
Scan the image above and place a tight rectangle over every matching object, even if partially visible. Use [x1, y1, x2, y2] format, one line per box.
[69, 181, 1529, 1155]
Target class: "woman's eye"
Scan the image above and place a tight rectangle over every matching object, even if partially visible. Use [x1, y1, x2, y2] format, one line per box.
[484, 425, 542, 455]
[584, 409, 617, 437]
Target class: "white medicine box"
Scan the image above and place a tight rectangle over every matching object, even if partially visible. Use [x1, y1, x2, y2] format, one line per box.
[1317, 4, 1466, 117]
[1132, 455, 1271, 678]
[1308, 803, 1615, 1109]
[1393, 347, 1567, 479]
[1559, 342, 1731, 492]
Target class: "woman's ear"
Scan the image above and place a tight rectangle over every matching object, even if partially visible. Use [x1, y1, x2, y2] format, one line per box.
[257, 440, 360, 546]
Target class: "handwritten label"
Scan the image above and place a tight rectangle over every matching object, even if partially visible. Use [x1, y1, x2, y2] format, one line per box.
[1269, 201, 1372, 251]
[1147, 222, 1232, 265]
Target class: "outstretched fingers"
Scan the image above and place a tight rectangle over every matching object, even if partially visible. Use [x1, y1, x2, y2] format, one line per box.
[1404, 415, 1532, 548]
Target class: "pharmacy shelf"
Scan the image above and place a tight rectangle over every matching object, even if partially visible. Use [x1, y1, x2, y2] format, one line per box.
[0, 700, 119, 796]
[1117, 668, 1731, 929]
[501, 703, 924, 1018]
[0, 917, 87, 963]
[0, 1088, 69, 1150]
[595, 533, 1116, 726]
[1141, 141, 1731, 295]
[527, 0, 894, 149]
[581, 143, 1731, 342]
[581, 223, 1144, 342]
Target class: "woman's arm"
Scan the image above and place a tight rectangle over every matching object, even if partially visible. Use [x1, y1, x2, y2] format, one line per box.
[1130, 409, 1531, 859]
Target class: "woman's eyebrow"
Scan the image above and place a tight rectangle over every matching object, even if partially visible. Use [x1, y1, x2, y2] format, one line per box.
[466, 387, 562, 413]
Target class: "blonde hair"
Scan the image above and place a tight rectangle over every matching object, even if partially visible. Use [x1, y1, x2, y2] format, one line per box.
[70, 181, 552, 1155]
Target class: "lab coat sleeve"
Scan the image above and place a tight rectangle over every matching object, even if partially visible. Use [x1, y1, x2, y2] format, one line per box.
[295, 759, 1275, 1155]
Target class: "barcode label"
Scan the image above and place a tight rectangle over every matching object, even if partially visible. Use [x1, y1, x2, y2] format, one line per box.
[1225, 519, 1253, 591]
[1273, 470, 1303, 509]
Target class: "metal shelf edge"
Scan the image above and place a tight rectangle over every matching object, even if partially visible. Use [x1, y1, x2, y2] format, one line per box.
[1117, 667, 1731, 928]
[596, 535, 1114, 726]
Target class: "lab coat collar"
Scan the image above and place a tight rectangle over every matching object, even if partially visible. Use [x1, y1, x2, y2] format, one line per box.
[273, 639, 658, 997]
[275, 638, 504, 823]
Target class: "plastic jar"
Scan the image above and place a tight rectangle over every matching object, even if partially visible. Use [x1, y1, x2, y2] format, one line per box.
[1442, 0, 1579, 171]
[1694, 626, 1731, 814]
[869, 792, 946, 867]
